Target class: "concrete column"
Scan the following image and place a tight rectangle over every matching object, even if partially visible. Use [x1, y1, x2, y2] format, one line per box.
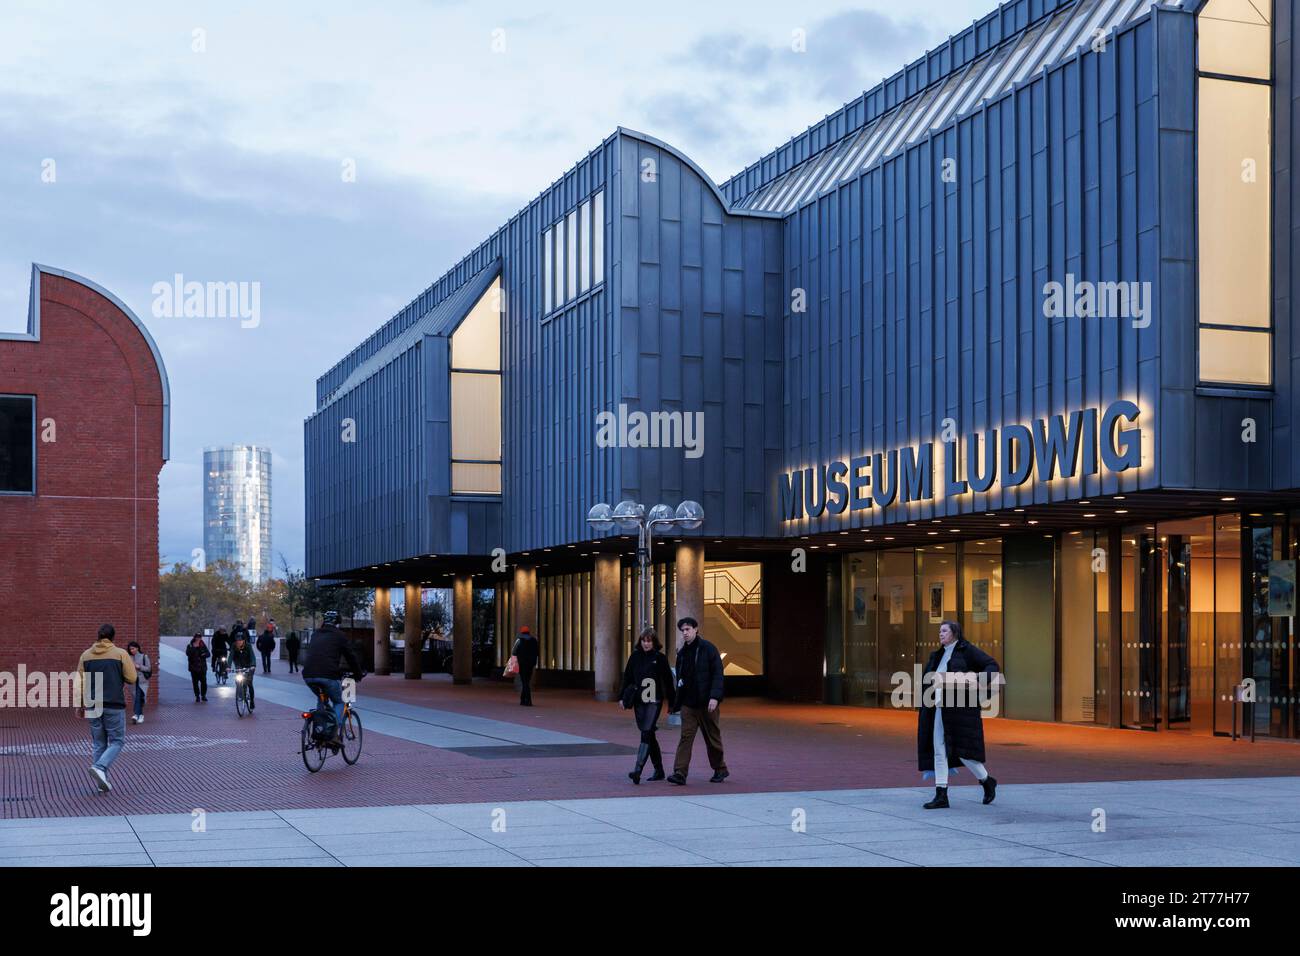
[452, 574, 473, 686]
[403, 583, 422, 680]
[512, 564, 537, 639]
[372, 587, 391, 676]
[674, 541, 706, 647]
[592, 554, 623, 701]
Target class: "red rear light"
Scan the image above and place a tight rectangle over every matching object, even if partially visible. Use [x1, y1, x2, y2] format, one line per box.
[301, 712, 311, 718]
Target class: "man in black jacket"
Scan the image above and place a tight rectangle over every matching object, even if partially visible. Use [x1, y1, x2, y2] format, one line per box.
[303, 611, 364, 740]
[256, 626, 276, 673]
[667, 616, 729, 785]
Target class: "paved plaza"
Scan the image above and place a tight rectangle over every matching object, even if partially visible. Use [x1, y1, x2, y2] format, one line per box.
[3, 776, 1299, 867]
[3, 637, 1299, 866]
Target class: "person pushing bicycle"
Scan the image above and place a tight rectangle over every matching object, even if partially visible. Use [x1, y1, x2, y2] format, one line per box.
[229, 632, 258, 711]
[303, 610, 364, 745]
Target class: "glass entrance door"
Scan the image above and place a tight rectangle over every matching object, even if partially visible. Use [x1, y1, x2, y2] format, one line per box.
[1121, 527, 1159, 730]
[1123, 518, 1219, 733]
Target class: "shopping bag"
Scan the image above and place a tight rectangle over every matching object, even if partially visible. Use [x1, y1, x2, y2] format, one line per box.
[503, 655, 520, 677]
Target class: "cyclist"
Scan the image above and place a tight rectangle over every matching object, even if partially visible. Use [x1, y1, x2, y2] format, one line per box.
[211, 628, 229, 681]
[229, 631, 258, 711]
[303, 610, 363, 746]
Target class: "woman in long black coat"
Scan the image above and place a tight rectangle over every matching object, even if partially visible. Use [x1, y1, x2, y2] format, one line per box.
[917, 619, 1000, 809]
[620, 627, 677, 784]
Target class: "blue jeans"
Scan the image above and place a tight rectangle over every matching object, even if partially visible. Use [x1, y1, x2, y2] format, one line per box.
[305, 678, 344, 730]
[90, 707, 127, 772]
[133, 685, 145, 718]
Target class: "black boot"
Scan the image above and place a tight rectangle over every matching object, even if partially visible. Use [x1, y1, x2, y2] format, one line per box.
[647, 739, 665, 781]
[923, 786, 949, 809]
[629, 743, 650, 784]
[980, 775, 997, 805]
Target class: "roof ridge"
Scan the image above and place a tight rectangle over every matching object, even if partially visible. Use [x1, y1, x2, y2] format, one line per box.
[717, 0, 1080, 205]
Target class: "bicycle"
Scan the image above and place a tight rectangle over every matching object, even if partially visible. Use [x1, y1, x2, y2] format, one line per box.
[233, 667, 256, 717]
[301, 674, 363, 772]
[213, 655, 230, 686]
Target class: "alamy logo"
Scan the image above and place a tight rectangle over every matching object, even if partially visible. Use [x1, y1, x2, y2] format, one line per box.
[0, 668, 102, 716]
[151, 273, 261, 328]
[50, 886, 151, 936]
[595, 404, 704, 459]
[1042, 273, 1150, 328]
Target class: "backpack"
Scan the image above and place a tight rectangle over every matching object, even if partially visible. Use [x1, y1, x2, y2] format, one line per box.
[311, 703, 339, 741]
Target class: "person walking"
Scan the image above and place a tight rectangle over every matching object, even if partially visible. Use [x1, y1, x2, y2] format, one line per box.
[667, 616, 728, 785]
[511, 626, 539, 706]
[256, 626, 276, 674]
[186, 633, 210, 702]
[125, 641, 151, 724]
[77, 624, 137, 793]
[620, 627, 676, 784]
[286, 631, 301, 673]
[917, 619, 1000, 809]
[246, 616, 257, 636]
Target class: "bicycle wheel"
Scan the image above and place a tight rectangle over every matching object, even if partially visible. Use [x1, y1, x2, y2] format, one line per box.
[301, 719, 325, 773]
[235, 682, 247, 717]
[341, 709, 363, 765]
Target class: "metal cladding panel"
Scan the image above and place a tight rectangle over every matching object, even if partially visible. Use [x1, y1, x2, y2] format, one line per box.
[776, 8, 1222, 538]
[501, 141, 618, 553]
[304, 345, 426, 577]
[609, 133, 785, 542]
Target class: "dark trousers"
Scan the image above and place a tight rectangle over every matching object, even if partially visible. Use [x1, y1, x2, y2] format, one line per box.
[674, 703, 726, 777]
[634, 701, 664, 771]
[519, 665, 534, 705]
[288, 652, 299, 672]
[190, 670, 207, 700]
[260, 650, 272, 673]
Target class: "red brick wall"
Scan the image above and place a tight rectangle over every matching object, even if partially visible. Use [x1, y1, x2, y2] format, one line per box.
[0, 271, 166, 702]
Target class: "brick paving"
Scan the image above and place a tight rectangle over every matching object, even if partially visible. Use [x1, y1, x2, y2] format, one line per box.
[1, 636, 1297, 819]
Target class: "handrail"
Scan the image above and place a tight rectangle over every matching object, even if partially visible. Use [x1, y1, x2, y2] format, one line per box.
[704, 568, 761, 606]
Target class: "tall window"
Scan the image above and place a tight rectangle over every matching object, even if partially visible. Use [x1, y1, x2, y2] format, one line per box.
[541, 189, 605, 316]
[0, 395, 35, 494]
[1197, 0, 1272, 386]
[451, 277, 502, 494]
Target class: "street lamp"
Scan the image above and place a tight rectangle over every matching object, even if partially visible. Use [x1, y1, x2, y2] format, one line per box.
[587, 498, 704, 632]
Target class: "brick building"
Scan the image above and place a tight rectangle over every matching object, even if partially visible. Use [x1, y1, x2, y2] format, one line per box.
[1, 264, 170, 700]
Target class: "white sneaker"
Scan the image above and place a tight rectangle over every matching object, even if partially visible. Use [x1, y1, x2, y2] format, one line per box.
[136, 715, 143, 724]
[89, 766, 111, 792]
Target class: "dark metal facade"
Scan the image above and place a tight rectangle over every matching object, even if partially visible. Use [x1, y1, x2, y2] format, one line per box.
[307, 0, 1296, 579]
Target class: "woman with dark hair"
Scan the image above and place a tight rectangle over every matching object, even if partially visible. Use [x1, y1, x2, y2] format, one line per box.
[917, 619, 1000, 809]
[620, 627, 676, 784]
[126, 641, 151, 724]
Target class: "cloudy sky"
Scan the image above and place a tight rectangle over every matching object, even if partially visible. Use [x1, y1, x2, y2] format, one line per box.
[0, 0, 990, 572]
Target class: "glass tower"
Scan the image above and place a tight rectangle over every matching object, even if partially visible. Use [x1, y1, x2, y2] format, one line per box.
[203, 445, 272, 584]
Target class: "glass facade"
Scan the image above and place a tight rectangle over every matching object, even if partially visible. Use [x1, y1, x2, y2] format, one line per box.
[541, 189, 605, 316]
[450, 276, 502, 495]
[828, 516, 1299, 739]
[703, 561, 763, 676]
[1196, 0, 1273, 386]
[203, 445, 272, 584]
